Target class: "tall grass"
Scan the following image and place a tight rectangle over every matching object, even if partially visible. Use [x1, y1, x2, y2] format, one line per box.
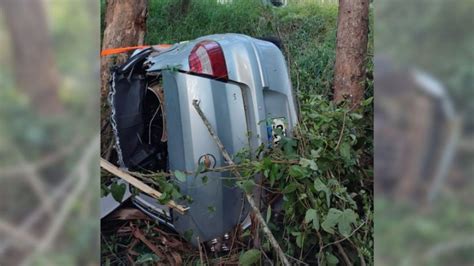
[146, 0, 340, 95]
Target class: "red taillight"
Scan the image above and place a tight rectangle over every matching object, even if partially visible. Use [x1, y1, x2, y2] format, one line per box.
[189, 41, 228, 80]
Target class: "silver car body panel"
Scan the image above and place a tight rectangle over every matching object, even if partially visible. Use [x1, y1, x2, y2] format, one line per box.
[147, 34, 297, 146]
[163, 72, 250, 243]
[133, 33, 297, 244]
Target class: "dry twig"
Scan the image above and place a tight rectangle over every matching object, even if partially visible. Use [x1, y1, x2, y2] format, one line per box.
[336, 242, 352, 266]
[100, 158, 189, 214]
[197, 236, 204, 266]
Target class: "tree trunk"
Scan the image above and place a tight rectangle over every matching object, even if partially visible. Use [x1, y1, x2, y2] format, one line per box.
[333, 0, 369, 107]
[100, 0, 148, 99]
[100, 0, 148, 154]
[0, 0, 63, 115]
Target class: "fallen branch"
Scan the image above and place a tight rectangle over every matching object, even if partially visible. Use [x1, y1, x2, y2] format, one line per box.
[100, 158, 189, 215]
[132, 227, 166, 259]
[336, 242, 352, 266]
[192, 99, 290, 266]
[197, 236, 204, 265]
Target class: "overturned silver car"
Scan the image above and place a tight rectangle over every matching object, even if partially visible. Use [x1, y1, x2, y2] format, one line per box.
[107, 33, 297, 246]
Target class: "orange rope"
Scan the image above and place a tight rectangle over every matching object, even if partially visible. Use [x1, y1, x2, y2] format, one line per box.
[100, 44, 172, 56]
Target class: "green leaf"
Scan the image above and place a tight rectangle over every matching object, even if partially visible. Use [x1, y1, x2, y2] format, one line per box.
[297, 233, 304, 248]
[110, 182, 126, 203]
[101, 184, 110, 197]
[325, 252, 339, 265]
[310, 148, 322, 159]
[349, 133, 357, 143]
[269, 164, 283, 186]
[304, 208, 319, 230]
[241, 229, 251, 238]
[184, 195, 194, 204]
[281, 137, 297, 155]
[130, 187, 140, 196]
[299, 158, 318, 171]
[282, 182, 298, 194]
[262, 157, 272, 169]
[362, 96, 373, 106]
[135, 253, 160, 264]
[321, 208, 358, 237]
[264, 168, 270, 178]
[207, 206, 216, 213]
[266, 206, 272, 223]
[338, 209, 358, 237]
[314, 178, 331, 207]
[339, 142, 351, 161]
[321, 208, 341, 234]
[237, 179, 256, 194]
[239, 249, 261, 266]
[194, 162, 205, 177]
[158, 192, 170, 204]
[201, 175, 209, 185]
[183, 229, 194, 242]
[349, 113, 363, 120]
[171, 189, 182, 200]
[289, 165, 308, 178]
[174, 170, 187, 182]
[291, 231, 304, 248]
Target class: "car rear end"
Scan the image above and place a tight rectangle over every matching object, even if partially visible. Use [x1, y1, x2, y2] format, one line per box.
[114, 34, 297, 246]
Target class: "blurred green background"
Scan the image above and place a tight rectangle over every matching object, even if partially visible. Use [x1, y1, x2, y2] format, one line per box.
[375, 0, 474, 265]
[0, 0, 99, 265]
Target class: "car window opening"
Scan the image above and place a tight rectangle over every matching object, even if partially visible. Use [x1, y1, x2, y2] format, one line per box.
[109, 52, 169, 174]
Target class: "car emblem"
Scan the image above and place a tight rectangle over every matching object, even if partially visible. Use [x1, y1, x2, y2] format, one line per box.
[198, 154, 216, 168]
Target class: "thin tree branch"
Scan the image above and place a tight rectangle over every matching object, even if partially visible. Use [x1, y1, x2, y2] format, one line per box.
[336, 242, 352, 266]
[335, 111, 347, 150]
[197, 236, 204, 265]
